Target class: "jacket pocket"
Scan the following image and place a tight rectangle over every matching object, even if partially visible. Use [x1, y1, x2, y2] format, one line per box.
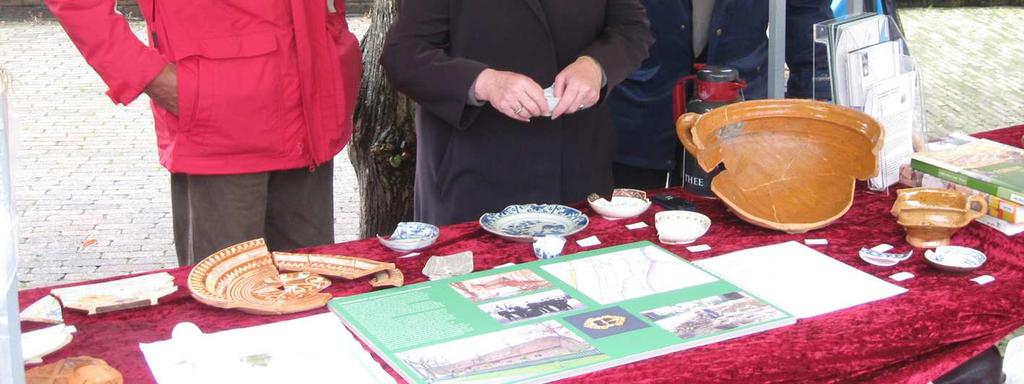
[175, 31, 284, 157]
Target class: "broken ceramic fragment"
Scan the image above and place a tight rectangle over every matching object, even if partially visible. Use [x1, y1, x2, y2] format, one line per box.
[676, 99, 883, 233]
[587, 189, 652, 220]
[22, 324, 77, 364]
[24, 356, 123, 384]
[20, 295, 63, 324]
[422, 251, 474, 280]
[189, 239, 405, 315]
[50, 272, 177, 315]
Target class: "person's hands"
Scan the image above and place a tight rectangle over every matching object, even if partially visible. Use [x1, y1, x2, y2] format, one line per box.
[144, 63, 179, 116]
[551, 56, 603, 119]
[473, 69, 549, 122]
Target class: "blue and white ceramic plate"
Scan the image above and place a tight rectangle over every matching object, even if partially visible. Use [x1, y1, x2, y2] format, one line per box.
[377, 222, 440, 252]
[924, 246, 986, 273]
[479, 204, 589, 242]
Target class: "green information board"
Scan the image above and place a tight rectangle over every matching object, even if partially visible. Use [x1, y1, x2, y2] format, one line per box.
[330, 241, 795, 384]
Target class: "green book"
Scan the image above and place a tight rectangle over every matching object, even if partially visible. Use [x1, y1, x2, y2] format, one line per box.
[911, 138, 1024, 205]
[329, 241, 794, 384]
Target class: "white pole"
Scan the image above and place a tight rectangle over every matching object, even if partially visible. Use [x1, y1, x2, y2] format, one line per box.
[0, 68, 26, 384]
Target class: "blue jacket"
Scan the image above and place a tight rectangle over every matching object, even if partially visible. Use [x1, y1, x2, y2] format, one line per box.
[610, 0, 833, 170]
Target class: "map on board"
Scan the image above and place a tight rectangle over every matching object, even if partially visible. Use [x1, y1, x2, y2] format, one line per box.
[541, 245, 719, 304]
[330, 241, 795, 384]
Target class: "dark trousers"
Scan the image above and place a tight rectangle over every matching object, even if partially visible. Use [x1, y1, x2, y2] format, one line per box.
[170, 161, 334, 266]
[613, 161, 683, 191]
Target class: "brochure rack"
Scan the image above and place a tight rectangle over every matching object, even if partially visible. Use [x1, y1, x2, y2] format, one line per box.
[813, 14, 926, 191]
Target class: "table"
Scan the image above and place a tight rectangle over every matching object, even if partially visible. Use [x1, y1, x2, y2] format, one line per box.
[18, 126, 1024, 383]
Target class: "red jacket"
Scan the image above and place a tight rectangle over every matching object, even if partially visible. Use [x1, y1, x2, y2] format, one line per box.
[45, 0, 361, 174]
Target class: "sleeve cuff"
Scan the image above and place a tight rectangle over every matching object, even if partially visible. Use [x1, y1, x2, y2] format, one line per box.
[105, 48, 168, 105]
[467, 77, 485, 107]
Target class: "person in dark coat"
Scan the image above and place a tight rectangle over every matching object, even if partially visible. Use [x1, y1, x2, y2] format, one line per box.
[381, 0, 653, 226]
[609, 0, 833, 189]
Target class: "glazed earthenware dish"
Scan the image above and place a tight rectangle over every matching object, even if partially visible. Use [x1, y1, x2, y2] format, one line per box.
[24, 356, 123, 384]
[890, 188, 987, 248]
[587, 188, 652, 220]
[654, 211, 711, 245]
[676, 99, 883, 233]
[189, 239, 404, 315]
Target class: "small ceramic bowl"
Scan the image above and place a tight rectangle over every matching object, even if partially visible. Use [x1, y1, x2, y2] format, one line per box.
[377, 222, 439, 252]
[587, 189, 652, 220]
[532, 236, 567, 260]
[924, 246, 986, 274]
[655, 211, 711, 245]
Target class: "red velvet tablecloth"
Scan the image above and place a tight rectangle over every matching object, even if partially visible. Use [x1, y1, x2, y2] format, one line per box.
[18, 126, 1024, 383]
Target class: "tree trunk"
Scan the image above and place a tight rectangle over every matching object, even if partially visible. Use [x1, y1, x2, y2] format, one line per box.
[349, 0, 416, 238]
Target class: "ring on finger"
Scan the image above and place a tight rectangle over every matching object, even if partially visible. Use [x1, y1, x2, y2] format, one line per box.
[512, 105, 524, 114]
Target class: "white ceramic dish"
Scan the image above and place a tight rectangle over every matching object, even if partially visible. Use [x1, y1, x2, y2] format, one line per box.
[655, 211, 711, 245]
[479, 204, 589, 242]
[377, 222, 439, 252]
[858, 248, 913, 267]
[587, 189, 652, 220]
[924, 246, 986, 273]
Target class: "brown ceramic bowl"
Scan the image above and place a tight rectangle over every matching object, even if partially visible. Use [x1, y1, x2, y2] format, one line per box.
[676, 99, 883, 233]
[890, 188, 987, 248]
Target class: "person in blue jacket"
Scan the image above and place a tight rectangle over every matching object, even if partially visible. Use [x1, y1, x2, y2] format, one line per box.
[609, 0, 833, 189]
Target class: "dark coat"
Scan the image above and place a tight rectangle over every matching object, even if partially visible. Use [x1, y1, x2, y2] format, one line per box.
[381, 0, 653, 226]
[609, 0, 833, 171]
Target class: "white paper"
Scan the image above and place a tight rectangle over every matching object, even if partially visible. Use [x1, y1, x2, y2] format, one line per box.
[845, 40, 902, 108]
[695, 242, 907, 319]
[864, 71, 918, 190]
[625, 222, 649, 230]
[971, 275, 995, 285]
[804, 239, 829, 246]
[398, 252, 421, 259]
[889, 272, 914, 282]
[575, 236, 601, 247]
[140, 314, 396, 384]
[686, 244, 712, 253]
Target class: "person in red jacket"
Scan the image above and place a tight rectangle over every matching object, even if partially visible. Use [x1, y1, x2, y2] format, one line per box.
[44, 0, 362, 265]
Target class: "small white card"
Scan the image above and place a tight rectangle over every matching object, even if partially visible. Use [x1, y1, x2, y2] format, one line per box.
[625, 222, 649, 230]
[399, 252, 421, 259]
[889, 272, 914, 282]
[576, 236, 601, 247]
[804, 239, 829, 246]
[492, 263, 517, 269]
[871, 244, 894, 253]
[971, 275, 995, 285]
[687, 244, 712, 253]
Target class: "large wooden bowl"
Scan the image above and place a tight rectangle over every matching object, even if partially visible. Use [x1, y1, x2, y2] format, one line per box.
[676, 100, 883, 233]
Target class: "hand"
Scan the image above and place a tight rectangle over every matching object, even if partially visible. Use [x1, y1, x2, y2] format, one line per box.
[144, 63, 179, 116]
[473, 69, 549, 122]
[551, 56, 602, 119]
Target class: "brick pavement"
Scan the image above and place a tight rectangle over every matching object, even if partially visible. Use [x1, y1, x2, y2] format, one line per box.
[1, 9, 1022, 288]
